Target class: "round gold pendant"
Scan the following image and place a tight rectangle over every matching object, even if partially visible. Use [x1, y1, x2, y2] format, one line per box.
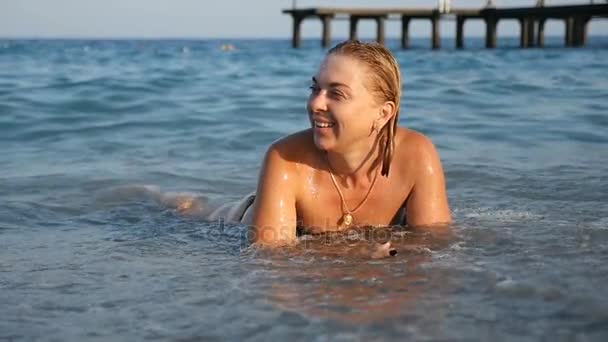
[342, 213, 353, 226]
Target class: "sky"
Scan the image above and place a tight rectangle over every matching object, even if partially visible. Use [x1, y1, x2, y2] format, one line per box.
[0, 0, 606, 39]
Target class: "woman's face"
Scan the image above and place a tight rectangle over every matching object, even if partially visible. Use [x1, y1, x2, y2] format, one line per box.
[307, 54, 382, 153]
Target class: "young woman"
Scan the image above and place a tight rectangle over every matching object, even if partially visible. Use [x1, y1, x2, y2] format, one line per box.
[248, 40, 451, 245]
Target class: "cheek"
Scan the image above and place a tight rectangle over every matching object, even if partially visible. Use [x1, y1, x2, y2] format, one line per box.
[336, 105, 374, 129]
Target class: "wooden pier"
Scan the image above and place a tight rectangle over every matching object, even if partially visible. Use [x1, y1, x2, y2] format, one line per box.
[283, 4, 608, 49]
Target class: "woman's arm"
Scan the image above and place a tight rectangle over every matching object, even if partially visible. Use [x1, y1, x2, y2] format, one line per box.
[405, 135, 452, 227]
[250, 144, 298, 246]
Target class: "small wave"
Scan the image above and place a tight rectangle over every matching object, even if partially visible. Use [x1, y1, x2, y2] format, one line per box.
[589, 217, 608, 230]
[546, 129, 608, 144]
[455, 208, 542, 221]
[494, 278, 537, 298]
[494, 277, 565, 302]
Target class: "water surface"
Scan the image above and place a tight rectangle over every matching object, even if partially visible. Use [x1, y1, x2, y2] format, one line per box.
[1, 37, 607, 341]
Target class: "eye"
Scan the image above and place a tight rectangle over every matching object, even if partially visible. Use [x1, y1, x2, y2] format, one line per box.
[329, 89, 345, 99]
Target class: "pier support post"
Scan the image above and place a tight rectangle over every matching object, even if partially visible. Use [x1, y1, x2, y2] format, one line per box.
[401, 16, 411, 49]
[485, 16, 498, 48]
[527, 18, 536, 47]
[581, 17, 590, 46]
[536, 18, 546, 47]
[456, 16, 465, 49]
[573, 16, 590, 47]
[376, 16, 386, 45]
[572, 17, 581, 47]
[320, 15, 332, 48]
[519, 18, 531, 48]
[431, 12, 441, 49]
[565, 17, 574, 47]
[292, 15, 304, 48]
[349, 16, 359, 41]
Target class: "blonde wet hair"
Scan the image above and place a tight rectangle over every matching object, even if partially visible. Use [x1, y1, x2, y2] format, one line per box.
[328, 40, 402, 177]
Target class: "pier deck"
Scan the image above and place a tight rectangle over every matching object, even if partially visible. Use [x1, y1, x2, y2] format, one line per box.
[283, 4, 608, 49]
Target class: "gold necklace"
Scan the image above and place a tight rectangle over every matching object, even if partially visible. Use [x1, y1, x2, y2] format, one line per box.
[325, 154, 380, 227]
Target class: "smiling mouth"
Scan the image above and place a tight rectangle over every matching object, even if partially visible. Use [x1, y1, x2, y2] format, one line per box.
[314, 120, 335, 128]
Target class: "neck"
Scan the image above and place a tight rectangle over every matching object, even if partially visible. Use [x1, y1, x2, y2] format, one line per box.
[324, 134, 383, 187]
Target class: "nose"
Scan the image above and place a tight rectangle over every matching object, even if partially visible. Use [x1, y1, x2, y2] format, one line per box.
[307, 89, 327, 114]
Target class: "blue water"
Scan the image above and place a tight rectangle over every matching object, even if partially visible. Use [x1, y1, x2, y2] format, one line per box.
[1, 37, 608, 341]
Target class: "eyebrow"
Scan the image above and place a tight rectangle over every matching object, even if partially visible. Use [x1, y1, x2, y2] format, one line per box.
[312, 77, 351, 90]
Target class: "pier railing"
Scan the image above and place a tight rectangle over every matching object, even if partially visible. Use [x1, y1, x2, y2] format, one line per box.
[282, 4, 608, 48]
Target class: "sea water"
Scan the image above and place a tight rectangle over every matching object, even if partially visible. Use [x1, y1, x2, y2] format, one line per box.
[1, 37, 608, 340]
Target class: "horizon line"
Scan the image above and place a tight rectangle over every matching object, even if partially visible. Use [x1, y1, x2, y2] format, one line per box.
[2, 34, 607, 40]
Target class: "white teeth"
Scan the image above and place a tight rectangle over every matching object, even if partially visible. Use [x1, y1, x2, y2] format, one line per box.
[314, 121, 334, 128]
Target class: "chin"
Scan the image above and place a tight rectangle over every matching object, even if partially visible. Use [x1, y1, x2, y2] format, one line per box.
[313, 135, 344, 153]
[312, 134, 334, 152]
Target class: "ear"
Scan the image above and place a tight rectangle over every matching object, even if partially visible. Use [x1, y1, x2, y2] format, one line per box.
[377, 101, 396, 129]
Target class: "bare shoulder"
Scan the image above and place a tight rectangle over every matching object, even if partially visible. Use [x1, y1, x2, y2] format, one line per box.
[396, 128, 451, 226]
[258, 129, 316, 194]
[394, 127, 442, 168]
[265, 129, 317, 164]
